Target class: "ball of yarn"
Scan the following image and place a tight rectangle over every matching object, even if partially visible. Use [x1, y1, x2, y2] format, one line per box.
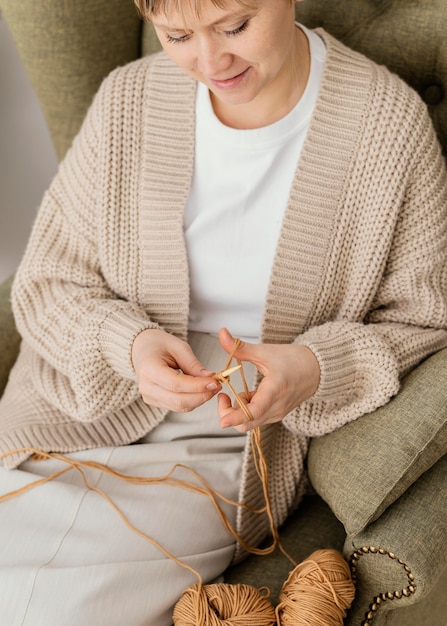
[276, 549, 356, 626]
[173, 582, 277, 625]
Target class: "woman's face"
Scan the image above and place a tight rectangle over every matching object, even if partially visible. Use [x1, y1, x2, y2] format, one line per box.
[151, 0, 306, 127]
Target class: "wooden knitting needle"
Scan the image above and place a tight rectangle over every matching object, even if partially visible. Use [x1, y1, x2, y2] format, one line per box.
[215, 364, 242, 379]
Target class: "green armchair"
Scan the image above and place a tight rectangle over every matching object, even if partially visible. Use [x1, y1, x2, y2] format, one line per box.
[1, 1, 446, 624]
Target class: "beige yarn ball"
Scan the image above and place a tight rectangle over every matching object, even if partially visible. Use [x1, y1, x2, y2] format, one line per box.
[276, 549, 356, 626]
[173, 582, 277, 625]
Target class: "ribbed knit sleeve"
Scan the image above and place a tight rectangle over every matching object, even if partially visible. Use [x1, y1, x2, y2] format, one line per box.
[11, 61, 160, 422]
[279, 46, 447, 437]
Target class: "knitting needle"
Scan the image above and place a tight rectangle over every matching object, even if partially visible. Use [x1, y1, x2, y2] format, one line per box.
[216, 364, 241, 379]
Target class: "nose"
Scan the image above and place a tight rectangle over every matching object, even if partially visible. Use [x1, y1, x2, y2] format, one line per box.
[195, 34, 232, 78]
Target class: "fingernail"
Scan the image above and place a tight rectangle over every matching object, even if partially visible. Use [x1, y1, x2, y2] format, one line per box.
[206, 382, 219, 390]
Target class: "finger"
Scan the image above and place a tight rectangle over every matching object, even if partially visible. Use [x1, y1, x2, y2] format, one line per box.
[218, 327, 260, 365]
[218, 327, 237, 354]
[219, 406, 266, 433]
[139, 378, 220, 412]
[219, 379, 279, 429]
[217, 392, 232, 415]
[218, 327, 248, 359]
[173, 349, 216, 379]
[140, 362, 220, 395]
[164, 339, 217, 379]
[218, 393, 259, 428]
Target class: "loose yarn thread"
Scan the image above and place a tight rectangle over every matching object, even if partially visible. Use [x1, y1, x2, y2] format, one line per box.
[0, 338, 355, 625]
[174, 340, 355, 625]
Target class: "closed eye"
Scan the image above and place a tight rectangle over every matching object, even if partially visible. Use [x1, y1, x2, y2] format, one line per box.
[225, 20, 249, 37]
[166, 32, 191, 44]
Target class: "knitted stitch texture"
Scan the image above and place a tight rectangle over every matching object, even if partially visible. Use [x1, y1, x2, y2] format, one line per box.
[1, 31, 447, 556]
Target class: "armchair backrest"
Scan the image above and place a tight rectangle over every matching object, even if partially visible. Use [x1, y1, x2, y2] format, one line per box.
[1, 0, 446, 159]
[0, 0, 141, 160]
[295, 0, 447, 155]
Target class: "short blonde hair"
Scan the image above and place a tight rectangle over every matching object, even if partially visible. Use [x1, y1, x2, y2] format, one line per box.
[134, 0, 258, 21]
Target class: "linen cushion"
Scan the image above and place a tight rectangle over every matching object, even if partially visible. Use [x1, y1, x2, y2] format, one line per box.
[308, 348, 447, 536]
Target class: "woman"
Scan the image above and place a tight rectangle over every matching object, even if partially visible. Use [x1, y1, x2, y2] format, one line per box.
[1, 0, 447, 624]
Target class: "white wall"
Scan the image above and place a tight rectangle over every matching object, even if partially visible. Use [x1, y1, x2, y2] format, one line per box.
[0, 18, 58, 283]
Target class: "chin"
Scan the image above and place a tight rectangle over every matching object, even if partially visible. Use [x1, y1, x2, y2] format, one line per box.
[209, 86, 258, 107]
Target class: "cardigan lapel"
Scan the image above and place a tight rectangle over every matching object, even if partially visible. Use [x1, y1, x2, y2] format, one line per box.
[261, 31, 372, 344]
[139, 54, 197, 341]
[239, 32, 376, 550]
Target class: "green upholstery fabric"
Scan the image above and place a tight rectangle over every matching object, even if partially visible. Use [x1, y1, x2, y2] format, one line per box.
[0, 0, 141, 160]
[295, 0, 447, 155]
[142, 21, 162, 56]
[383, 568, 447, 626]
[308, 348, 447, 535]
[0, 277, 20, 398]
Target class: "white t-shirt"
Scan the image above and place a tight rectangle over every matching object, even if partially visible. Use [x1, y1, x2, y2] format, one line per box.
[185, 25, 326, 341]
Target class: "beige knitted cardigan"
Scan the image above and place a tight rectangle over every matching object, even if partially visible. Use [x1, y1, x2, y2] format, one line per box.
[1, 31, 447, 556]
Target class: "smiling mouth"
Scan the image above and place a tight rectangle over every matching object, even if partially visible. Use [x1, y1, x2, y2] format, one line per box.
[209, 68, 250, 90]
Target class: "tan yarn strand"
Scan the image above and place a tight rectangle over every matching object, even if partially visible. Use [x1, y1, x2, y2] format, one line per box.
[0, 446, 272, 558]
[0, 338, 355, 625]
[215, 339, 295, 566]
[0, 465, 73, 504]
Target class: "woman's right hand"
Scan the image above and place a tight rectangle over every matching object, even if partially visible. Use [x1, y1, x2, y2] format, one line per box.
[131, 329, 221, 412]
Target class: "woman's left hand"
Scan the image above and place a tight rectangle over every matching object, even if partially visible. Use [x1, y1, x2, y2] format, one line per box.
[217, 328, 320, 432]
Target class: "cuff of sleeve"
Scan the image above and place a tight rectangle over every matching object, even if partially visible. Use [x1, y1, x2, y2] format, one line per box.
[297, 322, 399, 405]
[97, 307, 160, 381]
[298, 336, 357, 403]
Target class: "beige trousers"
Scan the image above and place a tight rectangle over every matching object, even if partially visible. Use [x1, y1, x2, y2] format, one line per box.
[0, 333, 250, 626]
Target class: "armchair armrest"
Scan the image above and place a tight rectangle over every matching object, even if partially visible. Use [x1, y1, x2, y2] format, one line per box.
[0, 275, 21, 397]
[308, 349, 447, 624]
[344, 454, 447, 625]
